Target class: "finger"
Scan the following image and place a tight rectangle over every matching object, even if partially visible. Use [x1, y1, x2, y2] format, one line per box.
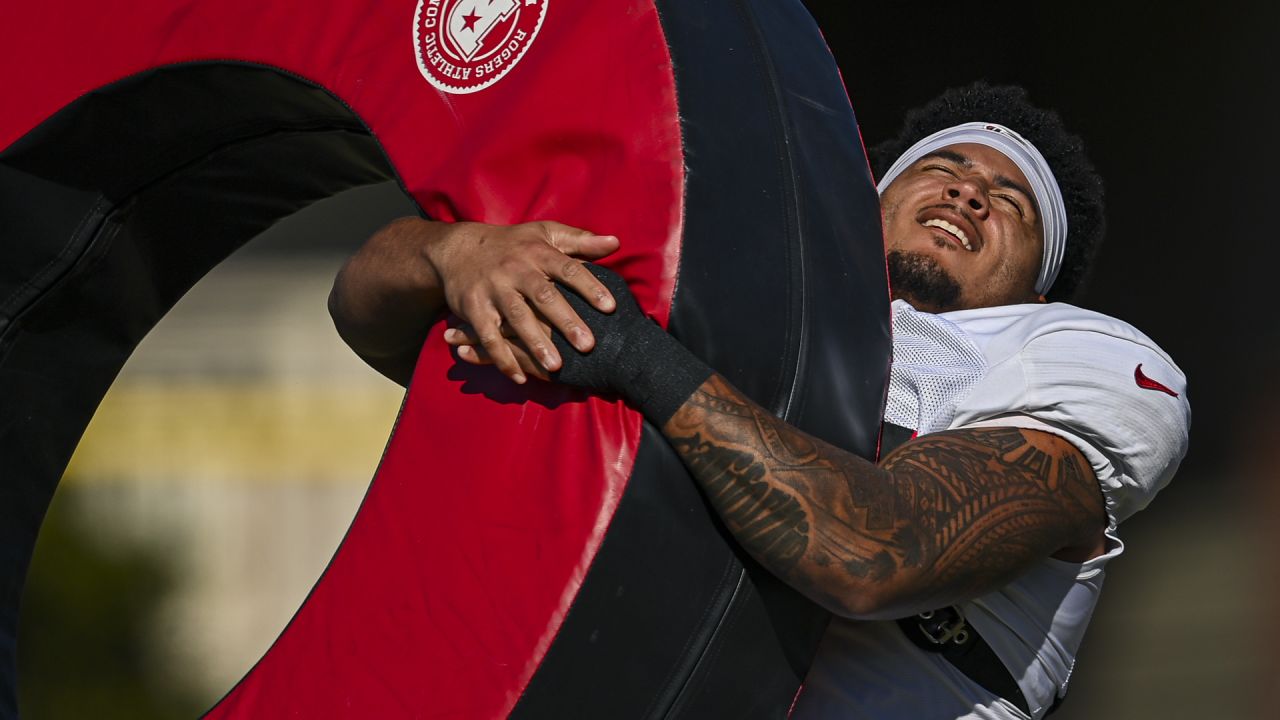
[497, 291, 563, 372]
[457, 343, 550, 382]
[526, 277, 597, 353]
[446, 322, 518, 344]
[505, 341, 552, 382]
[446, 324, 532, 356]
[469, 307, 527, 385]
[451, 323, 552, 381]
[443, 326, 478, 346]
[551, 257, 616, 314]
[538, 221, 620, 261]
[455, 344, 493, 365]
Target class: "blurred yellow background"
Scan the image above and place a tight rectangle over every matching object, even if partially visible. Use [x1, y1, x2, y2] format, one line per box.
[21, 186, 411, 716]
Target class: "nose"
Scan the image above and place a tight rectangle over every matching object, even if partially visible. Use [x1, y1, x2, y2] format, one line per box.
[945, 179, 989, 219]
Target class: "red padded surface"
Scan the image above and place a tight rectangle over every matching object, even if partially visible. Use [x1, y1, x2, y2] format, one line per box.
[2, 2, 683, 716]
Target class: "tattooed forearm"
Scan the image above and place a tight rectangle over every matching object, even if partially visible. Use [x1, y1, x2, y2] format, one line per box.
[670, 432, 810, 568]
[662, 375, 1106, 618]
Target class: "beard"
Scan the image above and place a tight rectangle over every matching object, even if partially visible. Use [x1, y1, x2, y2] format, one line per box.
[886, 250, 962, 312]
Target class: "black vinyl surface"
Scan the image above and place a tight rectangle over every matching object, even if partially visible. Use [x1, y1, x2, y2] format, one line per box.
[513, 0, 890, 717]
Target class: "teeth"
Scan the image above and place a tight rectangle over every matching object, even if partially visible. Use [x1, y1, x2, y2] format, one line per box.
[922, 218, 972, 250]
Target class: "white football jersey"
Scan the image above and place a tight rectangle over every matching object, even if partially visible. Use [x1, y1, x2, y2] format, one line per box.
[793, 300, 1191, 720]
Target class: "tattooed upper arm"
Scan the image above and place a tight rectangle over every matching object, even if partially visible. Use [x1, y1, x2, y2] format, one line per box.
[869, 427, 1107, 615]
[661, 375, 1107, 620]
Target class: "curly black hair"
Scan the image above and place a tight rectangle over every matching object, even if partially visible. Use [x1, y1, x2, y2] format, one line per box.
[869, 82, 1105, 303]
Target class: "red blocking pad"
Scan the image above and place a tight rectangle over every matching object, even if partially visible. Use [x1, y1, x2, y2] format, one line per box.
[2, 0, 891, 717]
[2, 1, 683, 716]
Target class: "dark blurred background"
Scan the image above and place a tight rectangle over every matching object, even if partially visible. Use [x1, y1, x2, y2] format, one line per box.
[21, 1, 1276, 718]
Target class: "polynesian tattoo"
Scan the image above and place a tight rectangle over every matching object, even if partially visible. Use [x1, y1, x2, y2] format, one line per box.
[662, 375, 1106, 617]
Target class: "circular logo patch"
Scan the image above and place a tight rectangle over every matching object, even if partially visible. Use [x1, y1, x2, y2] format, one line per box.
[413, 0, 548, 94]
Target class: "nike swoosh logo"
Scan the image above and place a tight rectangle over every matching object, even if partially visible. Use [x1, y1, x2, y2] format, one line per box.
[1134, 364, 1178, 397]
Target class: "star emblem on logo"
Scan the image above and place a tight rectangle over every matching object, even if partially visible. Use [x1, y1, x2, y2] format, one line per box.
[413, 0, 547, 94]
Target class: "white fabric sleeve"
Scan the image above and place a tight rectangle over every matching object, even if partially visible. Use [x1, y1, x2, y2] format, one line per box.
[949, 329, 1191, 527]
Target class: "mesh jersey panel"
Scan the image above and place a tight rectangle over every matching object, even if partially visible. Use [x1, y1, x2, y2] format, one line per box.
[884, 300, 986, 434]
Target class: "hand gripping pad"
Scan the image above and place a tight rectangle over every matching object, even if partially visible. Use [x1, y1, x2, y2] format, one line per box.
[0, 0, 889, 717]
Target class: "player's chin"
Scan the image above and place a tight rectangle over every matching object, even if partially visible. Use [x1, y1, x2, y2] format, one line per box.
[887, 249, 965, 312]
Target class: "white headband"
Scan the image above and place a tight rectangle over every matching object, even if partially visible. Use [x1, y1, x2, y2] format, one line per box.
[876, 121, 1068, 296]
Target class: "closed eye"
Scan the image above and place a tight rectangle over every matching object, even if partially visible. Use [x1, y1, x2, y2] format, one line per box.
[993, 193, 1026, 218]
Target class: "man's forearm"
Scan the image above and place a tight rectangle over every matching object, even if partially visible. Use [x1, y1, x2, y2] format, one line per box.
[330, 218, 449, 386]
[660, 374, 1100, 619]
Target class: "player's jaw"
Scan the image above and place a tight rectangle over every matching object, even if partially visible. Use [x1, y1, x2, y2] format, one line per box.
[887, 249, 963, 313]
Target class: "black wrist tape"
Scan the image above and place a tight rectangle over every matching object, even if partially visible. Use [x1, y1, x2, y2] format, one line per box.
[549, 265, 713, 426]
[613, 318, 713, 426]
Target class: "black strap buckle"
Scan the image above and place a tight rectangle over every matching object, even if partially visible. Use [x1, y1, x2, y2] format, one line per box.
[897, 606, 1042, 716]
[912, 607, 971, 647]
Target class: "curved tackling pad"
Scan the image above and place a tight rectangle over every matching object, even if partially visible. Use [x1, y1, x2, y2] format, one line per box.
[0, 1, 888, 718]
